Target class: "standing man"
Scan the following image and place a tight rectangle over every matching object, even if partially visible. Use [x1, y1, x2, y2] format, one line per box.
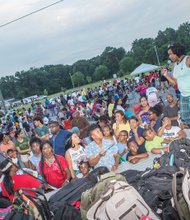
[162, 43, 190, 128]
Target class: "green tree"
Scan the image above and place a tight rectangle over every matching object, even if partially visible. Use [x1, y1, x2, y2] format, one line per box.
[93, 65, 109, 81]
[72, 71, 85, 87]
[119, 56, 136, 74]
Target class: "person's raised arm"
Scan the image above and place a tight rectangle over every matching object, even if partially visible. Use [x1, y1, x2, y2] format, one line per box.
[88, 151, 106, 167]
[161, 68, 177, 85]
[65, 151, 76, 179]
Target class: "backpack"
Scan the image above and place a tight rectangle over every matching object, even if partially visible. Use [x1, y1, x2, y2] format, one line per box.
[48, 166, 109, 213]
[0, 206, 12, 220]
[159, 138, 190, 169]
[52, 201, 81, 220]
[136, 166, 179, 214]
[80, 172, 127, 220]
[172, 169, 190, 220]
[5, 188, 53, 220]
[86, 180, 160, 220]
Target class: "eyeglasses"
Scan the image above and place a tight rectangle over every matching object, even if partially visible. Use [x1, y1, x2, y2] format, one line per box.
[49, 125, 58, 129]
[79, 166, 88, 169]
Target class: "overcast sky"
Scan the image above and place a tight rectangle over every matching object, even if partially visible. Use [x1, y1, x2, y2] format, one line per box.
[0, 0, 189, 77]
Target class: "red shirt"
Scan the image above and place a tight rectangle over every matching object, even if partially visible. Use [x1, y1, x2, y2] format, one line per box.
[1, 174, 41, 202]
[148, 73, 153, 83]
[39, 155, 68, 188]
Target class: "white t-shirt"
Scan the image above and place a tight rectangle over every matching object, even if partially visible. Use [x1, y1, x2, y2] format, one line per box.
[135, 76, 140, 83]
[68, 146, 87, 171]
[146, 87, 158, 97]
[116, 105, 125, 112]
[146, 87, 158, 107]
[162, 126, 181, 139]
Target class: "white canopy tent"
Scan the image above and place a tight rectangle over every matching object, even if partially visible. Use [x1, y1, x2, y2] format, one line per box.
[130, 63, 160, 76]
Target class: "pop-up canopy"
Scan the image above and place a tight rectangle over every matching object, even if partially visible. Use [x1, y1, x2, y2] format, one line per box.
[130, 63, 160, 76]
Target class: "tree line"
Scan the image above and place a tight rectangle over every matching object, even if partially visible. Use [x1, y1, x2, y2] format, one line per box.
[1, 22, 190, 100]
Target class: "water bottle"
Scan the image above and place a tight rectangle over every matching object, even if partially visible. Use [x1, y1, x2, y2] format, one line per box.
[169, 154, 174, 166]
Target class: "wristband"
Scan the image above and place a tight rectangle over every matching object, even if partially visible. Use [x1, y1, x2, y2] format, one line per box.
[65, 179, 70, 183]
[160, 149, 164, 155]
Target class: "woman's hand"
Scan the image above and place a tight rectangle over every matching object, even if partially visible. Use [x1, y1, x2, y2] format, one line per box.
[161, 68, 168, 77]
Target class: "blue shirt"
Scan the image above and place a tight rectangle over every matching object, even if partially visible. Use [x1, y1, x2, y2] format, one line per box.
[86, 139, 118, 170]
[51, 129, 71, 156]
[117, 142, 128, 161]
[129, 126, 145, 148]
[153, 118, 162, 133]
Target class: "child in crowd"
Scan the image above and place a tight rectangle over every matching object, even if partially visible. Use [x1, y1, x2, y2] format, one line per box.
[102, 125, 117, 144]
[126, 140, 148, 164]
[15, 129, 31, 168]
[142, 128, 169, 155]
[78, 161, 90, 177]
[117, 130, 128, 162]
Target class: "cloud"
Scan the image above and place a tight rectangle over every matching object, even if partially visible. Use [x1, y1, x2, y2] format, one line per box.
[0, 0, 190, 77]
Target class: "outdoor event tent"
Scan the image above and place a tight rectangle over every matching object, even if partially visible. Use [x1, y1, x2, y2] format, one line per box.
[130, 63, 160, 76]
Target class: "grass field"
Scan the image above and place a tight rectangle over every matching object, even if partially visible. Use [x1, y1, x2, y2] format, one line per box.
[14, 74, 132, 111]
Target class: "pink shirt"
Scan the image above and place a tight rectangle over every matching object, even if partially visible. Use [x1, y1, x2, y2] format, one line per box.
[0, 141, 15, 154]
[39, 155, 68, 188]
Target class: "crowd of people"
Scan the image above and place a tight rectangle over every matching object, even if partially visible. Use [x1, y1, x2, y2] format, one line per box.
[0, 42, 189, 208]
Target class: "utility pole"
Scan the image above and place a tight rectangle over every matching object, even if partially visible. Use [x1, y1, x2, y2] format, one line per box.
[69, 72, 74, 88]
[0, 88, 7, 114]
[153, 45, 161, 66]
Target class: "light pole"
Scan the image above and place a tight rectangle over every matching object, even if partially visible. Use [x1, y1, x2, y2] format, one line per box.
[153, 44, 161, 66]
[69, 72, 74, 88]
[0, 88, 7, 114]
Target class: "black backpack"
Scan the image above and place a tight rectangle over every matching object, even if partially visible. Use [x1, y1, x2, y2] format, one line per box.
[135, 166, 179, 214]
[159, 138, 190, 169]
[5, 188, 53, 220]
[52, 201, 81, 220]
[48, 166, 109, 214]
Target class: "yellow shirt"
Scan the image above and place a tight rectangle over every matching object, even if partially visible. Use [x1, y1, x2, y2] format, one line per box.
[145, 136, 164, 152]
[108, 103, 114, 117]
[113, 122, 130, 133]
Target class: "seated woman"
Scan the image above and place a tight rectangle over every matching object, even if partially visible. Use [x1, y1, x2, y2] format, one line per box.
[7, 149, 25, 169]
[148, 104, 163, 134]
[138, 96, 150, 128]
[15, 129, 31, 168]
[113, 98, 125, 113]
[113, 110, 130, 138]
[117, 130, 128, 162]
[0, 133, 15, 156]
[0, 158, 41, 202]
[157, 117, 186, 142]
[98, 115, 111, 129]
[126, 140, 148, 164]
[142, 128, 169, 155]
[39, 141, 71, 189]
[102, 125, 117, 144]
[65, 133, 87, 179]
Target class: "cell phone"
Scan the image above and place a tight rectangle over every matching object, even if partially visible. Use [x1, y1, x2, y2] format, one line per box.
[103, 144, 114, 152]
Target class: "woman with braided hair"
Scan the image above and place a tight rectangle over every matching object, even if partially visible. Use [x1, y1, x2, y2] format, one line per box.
[0, 158, 41, 202]
[39, 141, 71, 189]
